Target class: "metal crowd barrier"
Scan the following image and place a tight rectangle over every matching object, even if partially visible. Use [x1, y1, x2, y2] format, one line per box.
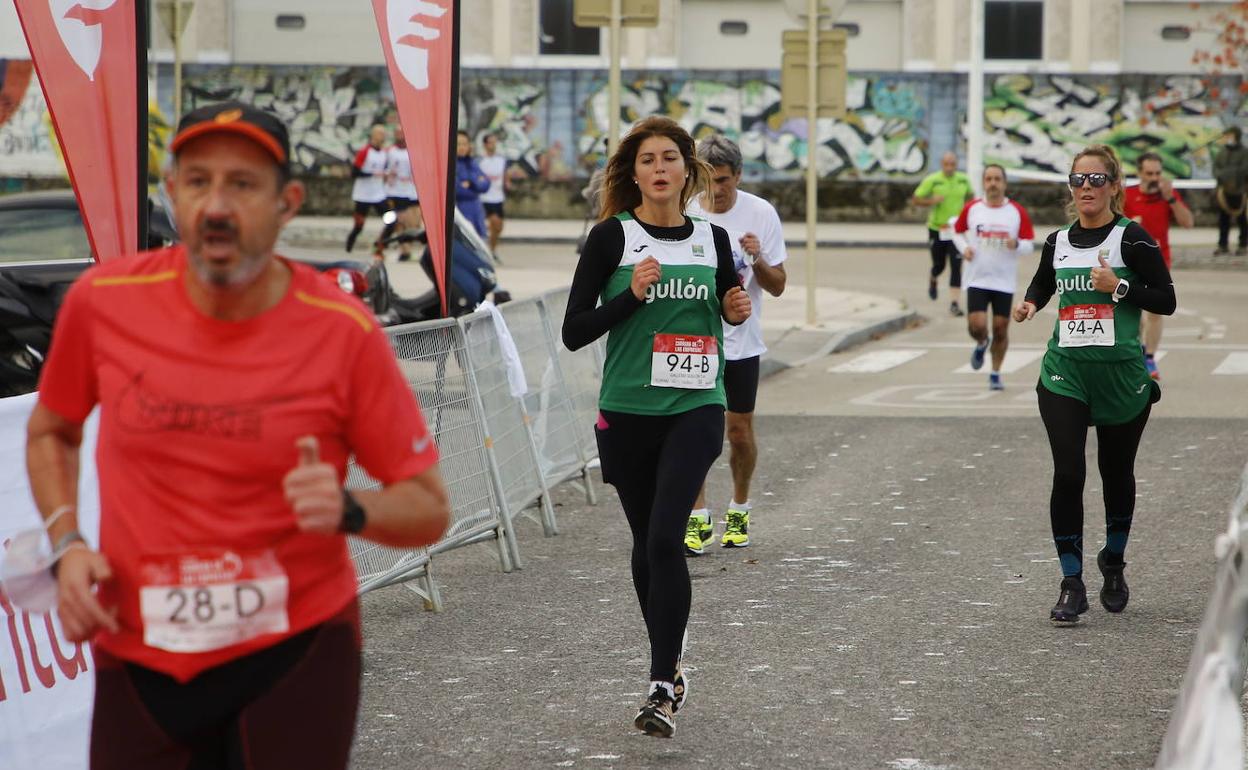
[1155, 461, 1248, 769]
[349, 288, 602, 610]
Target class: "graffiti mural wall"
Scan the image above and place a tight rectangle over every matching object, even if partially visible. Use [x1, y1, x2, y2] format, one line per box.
[3, 61, 1244, 187]
[576, 73, 930, 180]
[983, 74, 1239, 178]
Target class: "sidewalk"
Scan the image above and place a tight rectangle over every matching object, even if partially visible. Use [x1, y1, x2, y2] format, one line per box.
[282, 215, 1238, 267]
[309, 220, 922, 379]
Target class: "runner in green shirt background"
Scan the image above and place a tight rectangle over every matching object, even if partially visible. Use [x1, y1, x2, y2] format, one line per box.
[912, 151, 975, 316]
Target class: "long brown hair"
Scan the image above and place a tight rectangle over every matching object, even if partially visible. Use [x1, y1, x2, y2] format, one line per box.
[1067, 144, 1125, 220]
[597, 116, 711, 221]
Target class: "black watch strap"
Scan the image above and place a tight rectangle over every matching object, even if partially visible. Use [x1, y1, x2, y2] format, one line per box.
[339, 490, 367, 535]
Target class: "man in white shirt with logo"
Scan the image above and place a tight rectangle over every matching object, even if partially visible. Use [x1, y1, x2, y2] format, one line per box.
[952, 164, 1035, 390]
[684, 135, 787, 553]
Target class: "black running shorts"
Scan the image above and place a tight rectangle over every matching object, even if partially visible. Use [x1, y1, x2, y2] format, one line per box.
[353, 200, 388, 217]
[484, 202, 505, 218]
[724, 355, 761, 414]
[966, 287, 1013, 316]
[90, 601, 362, 770]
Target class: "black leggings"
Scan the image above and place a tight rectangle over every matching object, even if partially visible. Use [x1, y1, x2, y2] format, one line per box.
[928, 230, 962, 287]
[1037, 387, 1151, 578]
[595, 404, 724, 681]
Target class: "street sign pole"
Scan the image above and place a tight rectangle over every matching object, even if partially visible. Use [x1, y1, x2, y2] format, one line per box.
[607, 0, 622, 157]
[805, 0, 818, 326]
[967, 0, 984, 191]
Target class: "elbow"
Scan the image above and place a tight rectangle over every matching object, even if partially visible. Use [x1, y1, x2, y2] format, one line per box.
[561, 325, 585, 352]
[767, 278, 787, 297]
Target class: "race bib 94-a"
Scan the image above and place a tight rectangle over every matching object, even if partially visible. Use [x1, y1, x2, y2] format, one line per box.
[1059, 304, 1115, 347]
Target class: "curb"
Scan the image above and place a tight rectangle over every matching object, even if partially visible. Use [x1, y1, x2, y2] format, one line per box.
[758, 310, 921, 379]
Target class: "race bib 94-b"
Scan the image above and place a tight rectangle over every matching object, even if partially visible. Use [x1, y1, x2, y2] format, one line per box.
[651, 333, 717, 389]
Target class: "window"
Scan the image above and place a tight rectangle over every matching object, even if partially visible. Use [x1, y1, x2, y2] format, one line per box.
[984, 1, 1043, 60]
[720, 21, 748, 36]
[540, 0, 600, 56]
[834, 22, 860, 37]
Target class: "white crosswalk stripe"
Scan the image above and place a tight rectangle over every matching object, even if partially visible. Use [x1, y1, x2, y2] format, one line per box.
[828, 349, 927, 373]
[1213, 352, 1248, 375]
[953, 348, 1044, 374]
[826, 345, 1248, 378]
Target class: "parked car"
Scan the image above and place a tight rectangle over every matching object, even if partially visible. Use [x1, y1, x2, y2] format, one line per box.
[0, 190, 395, 397]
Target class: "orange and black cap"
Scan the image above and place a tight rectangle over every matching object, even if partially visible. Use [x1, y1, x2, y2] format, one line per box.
[171, 101, 290, 169]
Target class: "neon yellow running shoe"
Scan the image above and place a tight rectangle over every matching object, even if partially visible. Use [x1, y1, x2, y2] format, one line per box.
[721, 508, 750, 548]
[684, 514, 712, 556]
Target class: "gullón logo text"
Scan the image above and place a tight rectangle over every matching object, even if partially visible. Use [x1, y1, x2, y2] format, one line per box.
[1056, 274, 1098, 294]
[645, 277, 710, 304]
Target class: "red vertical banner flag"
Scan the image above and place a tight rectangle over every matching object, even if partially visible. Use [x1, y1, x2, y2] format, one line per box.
[14, 0, 139, 262]
[371, 0, 458, 317]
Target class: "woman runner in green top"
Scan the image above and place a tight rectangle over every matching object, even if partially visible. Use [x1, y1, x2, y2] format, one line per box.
[1013, 145, 1176, 624]
[563, 116, 751, 738]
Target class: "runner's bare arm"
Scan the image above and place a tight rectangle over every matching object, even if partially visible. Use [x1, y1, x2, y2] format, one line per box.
[26, 403, 120, 641]
[752, 259, 787, 296]
[350, 469, 451, 548]
[284, 438, 450, 548]
[26, 402, 84, 545]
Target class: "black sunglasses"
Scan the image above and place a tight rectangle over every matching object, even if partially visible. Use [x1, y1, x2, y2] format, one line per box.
[1068, 173, 1114, 188]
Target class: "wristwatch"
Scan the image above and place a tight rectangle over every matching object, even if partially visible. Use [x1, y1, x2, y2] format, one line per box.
[1112, 278, 1130, 303]
[339, 490, 367, 534]
[1166, 196, 1177, 204]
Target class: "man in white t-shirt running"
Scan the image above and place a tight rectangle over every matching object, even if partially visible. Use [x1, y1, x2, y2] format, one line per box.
[345, 124, 389, 257]
[382, 126, 421, 261]
[684, 135, 787, 554]
[951, 164, 1035, 390]
[479, 133, 508, 257]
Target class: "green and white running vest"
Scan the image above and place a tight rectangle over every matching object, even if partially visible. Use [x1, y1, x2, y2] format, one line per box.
[1046, 218, 1142, 362]
[598, 213, 727, 415]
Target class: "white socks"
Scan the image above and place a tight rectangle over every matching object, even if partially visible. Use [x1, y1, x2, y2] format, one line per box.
[729, 500, 751, 512]
[650, 680, 675, 700]
[691, 507, 711, 523]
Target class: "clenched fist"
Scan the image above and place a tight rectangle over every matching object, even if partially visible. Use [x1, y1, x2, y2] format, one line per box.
[631, 256, 662, 301]
[723, 286, 752, 324]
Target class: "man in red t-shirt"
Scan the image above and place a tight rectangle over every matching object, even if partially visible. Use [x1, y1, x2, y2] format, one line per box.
[25, 102, 450, 769]
[1123, 152, 1193, 380]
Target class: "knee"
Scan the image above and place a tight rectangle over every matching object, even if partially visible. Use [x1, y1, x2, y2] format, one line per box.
[726, 421, 754, 450]
[1053, 465, 1086, 491]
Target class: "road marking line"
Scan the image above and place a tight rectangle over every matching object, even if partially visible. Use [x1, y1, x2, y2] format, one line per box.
[953, 348, 1044, 374]
[829, 349, 927, 373]
[1213, 352, 1248, 375]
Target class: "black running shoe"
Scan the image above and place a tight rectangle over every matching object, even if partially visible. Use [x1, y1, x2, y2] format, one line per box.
[928, 279, 938, 301]
[950, 302, 964, 317]
[1097, 549, 1129, 613]
[634, 688, 675, 738]
[1050, 576, 1088, 624]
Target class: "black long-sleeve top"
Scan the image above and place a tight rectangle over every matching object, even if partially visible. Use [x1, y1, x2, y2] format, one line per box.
[562, 213, 741, 352]
[1024, 219, 1177, 315]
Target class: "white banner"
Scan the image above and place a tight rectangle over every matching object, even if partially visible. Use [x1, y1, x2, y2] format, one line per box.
[0, 393, 100, 770]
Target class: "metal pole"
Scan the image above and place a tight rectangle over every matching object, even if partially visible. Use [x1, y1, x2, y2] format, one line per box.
[173, 0, 182, 120]
[805, 0, 818, 327]
[967, 0, 984, 191]
[136, 0, 149, 252]
[607, 0, 622, 158]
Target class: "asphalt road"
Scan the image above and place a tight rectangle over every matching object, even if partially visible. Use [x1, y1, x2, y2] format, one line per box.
[352, 416, 1246, 770]
[344, 241, 1248, 769]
